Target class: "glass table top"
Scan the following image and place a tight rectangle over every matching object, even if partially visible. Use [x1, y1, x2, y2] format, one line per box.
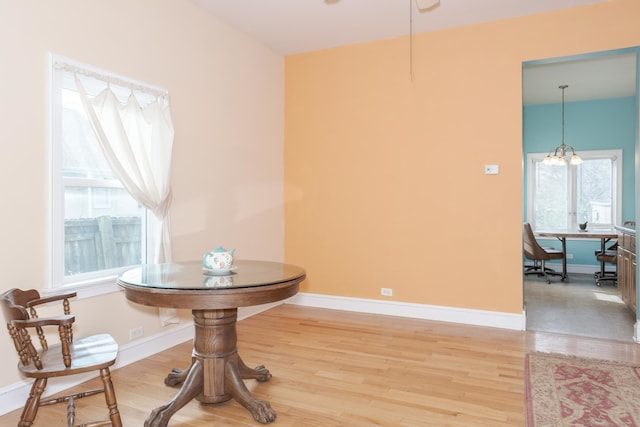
[118, 260, 306, 290]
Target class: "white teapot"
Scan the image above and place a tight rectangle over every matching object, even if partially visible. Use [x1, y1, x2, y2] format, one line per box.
[202, 246, 235, 271]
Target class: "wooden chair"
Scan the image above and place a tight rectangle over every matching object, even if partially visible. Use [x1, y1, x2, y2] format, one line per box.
[523, 222, 565, 284]
[1, 288, 122, 427]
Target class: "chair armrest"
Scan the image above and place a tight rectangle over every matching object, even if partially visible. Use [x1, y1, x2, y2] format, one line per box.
[12, 315, 76, 368]
[13, 315, 75, 328]
[26, 292, 77, 319]
[26, 292, 77, 308]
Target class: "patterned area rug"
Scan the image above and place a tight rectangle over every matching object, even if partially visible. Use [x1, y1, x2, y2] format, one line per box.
[526, 353, 640, 426]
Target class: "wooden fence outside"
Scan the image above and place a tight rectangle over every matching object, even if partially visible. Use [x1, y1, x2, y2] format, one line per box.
[64, 216, 142, 275]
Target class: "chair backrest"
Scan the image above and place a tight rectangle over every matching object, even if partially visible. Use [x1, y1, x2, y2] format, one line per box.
[523, 222, 549, 261]
[1, 288, 29, 319]
[1, 288, 40, 320]
[1, 288, 75, 370]
[1, 289, 44, 369]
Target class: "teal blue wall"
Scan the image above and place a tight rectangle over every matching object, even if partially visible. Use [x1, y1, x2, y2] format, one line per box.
[523, 96, 637, 267]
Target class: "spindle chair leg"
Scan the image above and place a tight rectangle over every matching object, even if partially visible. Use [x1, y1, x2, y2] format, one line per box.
[67, 397, 75, 427]
[100, 367, 122, 427]
[19, 378, 47, 427]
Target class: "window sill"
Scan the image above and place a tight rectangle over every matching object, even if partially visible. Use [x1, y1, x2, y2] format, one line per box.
[43, 276, 122, 300]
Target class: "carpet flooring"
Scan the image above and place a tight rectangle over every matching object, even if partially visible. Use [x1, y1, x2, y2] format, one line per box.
[526, 352, 640, 426]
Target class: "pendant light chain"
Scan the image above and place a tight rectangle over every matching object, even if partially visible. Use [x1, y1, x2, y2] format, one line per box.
[409, 0, 413, 81]
[542, 84, 583, 166]
[560, 84, 567, 146]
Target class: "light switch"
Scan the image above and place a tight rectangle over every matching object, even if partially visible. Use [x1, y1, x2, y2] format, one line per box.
[485, 164, 499, 175]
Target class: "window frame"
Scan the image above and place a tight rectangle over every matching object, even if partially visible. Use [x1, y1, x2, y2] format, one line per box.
[526, 149, 623, 231]
[48, 54, 156, 297]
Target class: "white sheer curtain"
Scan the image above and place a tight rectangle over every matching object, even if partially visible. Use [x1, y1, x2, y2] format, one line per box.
[75, 77, 178, 325]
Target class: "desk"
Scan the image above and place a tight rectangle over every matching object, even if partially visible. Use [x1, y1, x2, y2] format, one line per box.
[534, 229, 617, 281]
[117, 260, 306, 426]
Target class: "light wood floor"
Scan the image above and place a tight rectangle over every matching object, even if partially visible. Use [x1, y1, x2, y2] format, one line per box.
[2, 304, 640, 426]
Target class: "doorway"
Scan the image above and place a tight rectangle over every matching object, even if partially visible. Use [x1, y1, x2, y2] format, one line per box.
[522, 48, 639, 341]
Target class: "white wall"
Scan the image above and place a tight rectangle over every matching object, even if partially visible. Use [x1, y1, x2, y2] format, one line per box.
[0, 0, 284, 405]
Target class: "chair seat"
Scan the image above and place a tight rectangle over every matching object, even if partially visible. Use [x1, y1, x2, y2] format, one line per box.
[19, 333, 118, 379]
[596, 249, 617, 264]
[595, 249, 617, 256]
[545, 248, 564, 259]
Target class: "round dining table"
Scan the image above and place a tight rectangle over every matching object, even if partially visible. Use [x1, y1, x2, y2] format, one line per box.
[117, 260, 306, 426]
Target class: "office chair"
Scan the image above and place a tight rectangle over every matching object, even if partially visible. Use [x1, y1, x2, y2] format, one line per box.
[523, 222, 565, 284]
[1, 288, 122, 427]
[593, 221, 635, 287]
[594, 245, 617, 286]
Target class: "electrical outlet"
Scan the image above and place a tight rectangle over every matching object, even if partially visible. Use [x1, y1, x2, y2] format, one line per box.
[566, 253, 574, 259]
[381, 288, 393, 297]
[129, 326, 143, 340]
[484, 164, 499, 175]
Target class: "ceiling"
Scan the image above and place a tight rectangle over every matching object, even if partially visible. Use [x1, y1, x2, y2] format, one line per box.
[523, 53, 637, 105]
[191, 0, 636, 105]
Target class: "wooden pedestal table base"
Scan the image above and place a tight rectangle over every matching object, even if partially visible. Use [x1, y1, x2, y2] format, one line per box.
[117, 260, 306, 426]
[144, 309, 275, 427]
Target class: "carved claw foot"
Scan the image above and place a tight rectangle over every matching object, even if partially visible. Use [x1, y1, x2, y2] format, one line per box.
[144, 403, 172, 427]
[164, 366, 189, 387]
[247, 399, 277, 424]
[238, 357, 272, 382]
[146, 361, 203, 427]
[226, 360, 276, 423]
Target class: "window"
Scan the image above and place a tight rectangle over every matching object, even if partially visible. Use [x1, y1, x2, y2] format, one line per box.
[526, 150, 622, 230]
[50, 55, 169, 293]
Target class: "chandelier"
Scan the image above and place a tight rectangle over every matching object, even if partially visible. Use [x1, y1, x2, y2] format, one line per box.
[543, 85, 583, 166]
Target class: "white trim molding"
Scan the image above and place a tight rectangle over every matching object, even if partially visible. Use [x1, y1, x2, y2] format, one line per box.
[287, 292, 526, 331]
[544, 262, 608, 276]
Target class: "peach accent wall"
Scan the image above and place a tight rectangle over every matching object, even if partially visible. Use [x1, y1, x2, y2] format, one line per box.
[284, 0, 640, 314]
[0, 0, 283, 390]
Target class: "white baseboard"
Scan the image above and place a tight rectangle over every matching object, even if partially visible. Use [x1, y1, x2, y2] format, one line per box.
[286, 292, 526, 331]
[544, 262, 609, 276]
[0, 302, 281, 416]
